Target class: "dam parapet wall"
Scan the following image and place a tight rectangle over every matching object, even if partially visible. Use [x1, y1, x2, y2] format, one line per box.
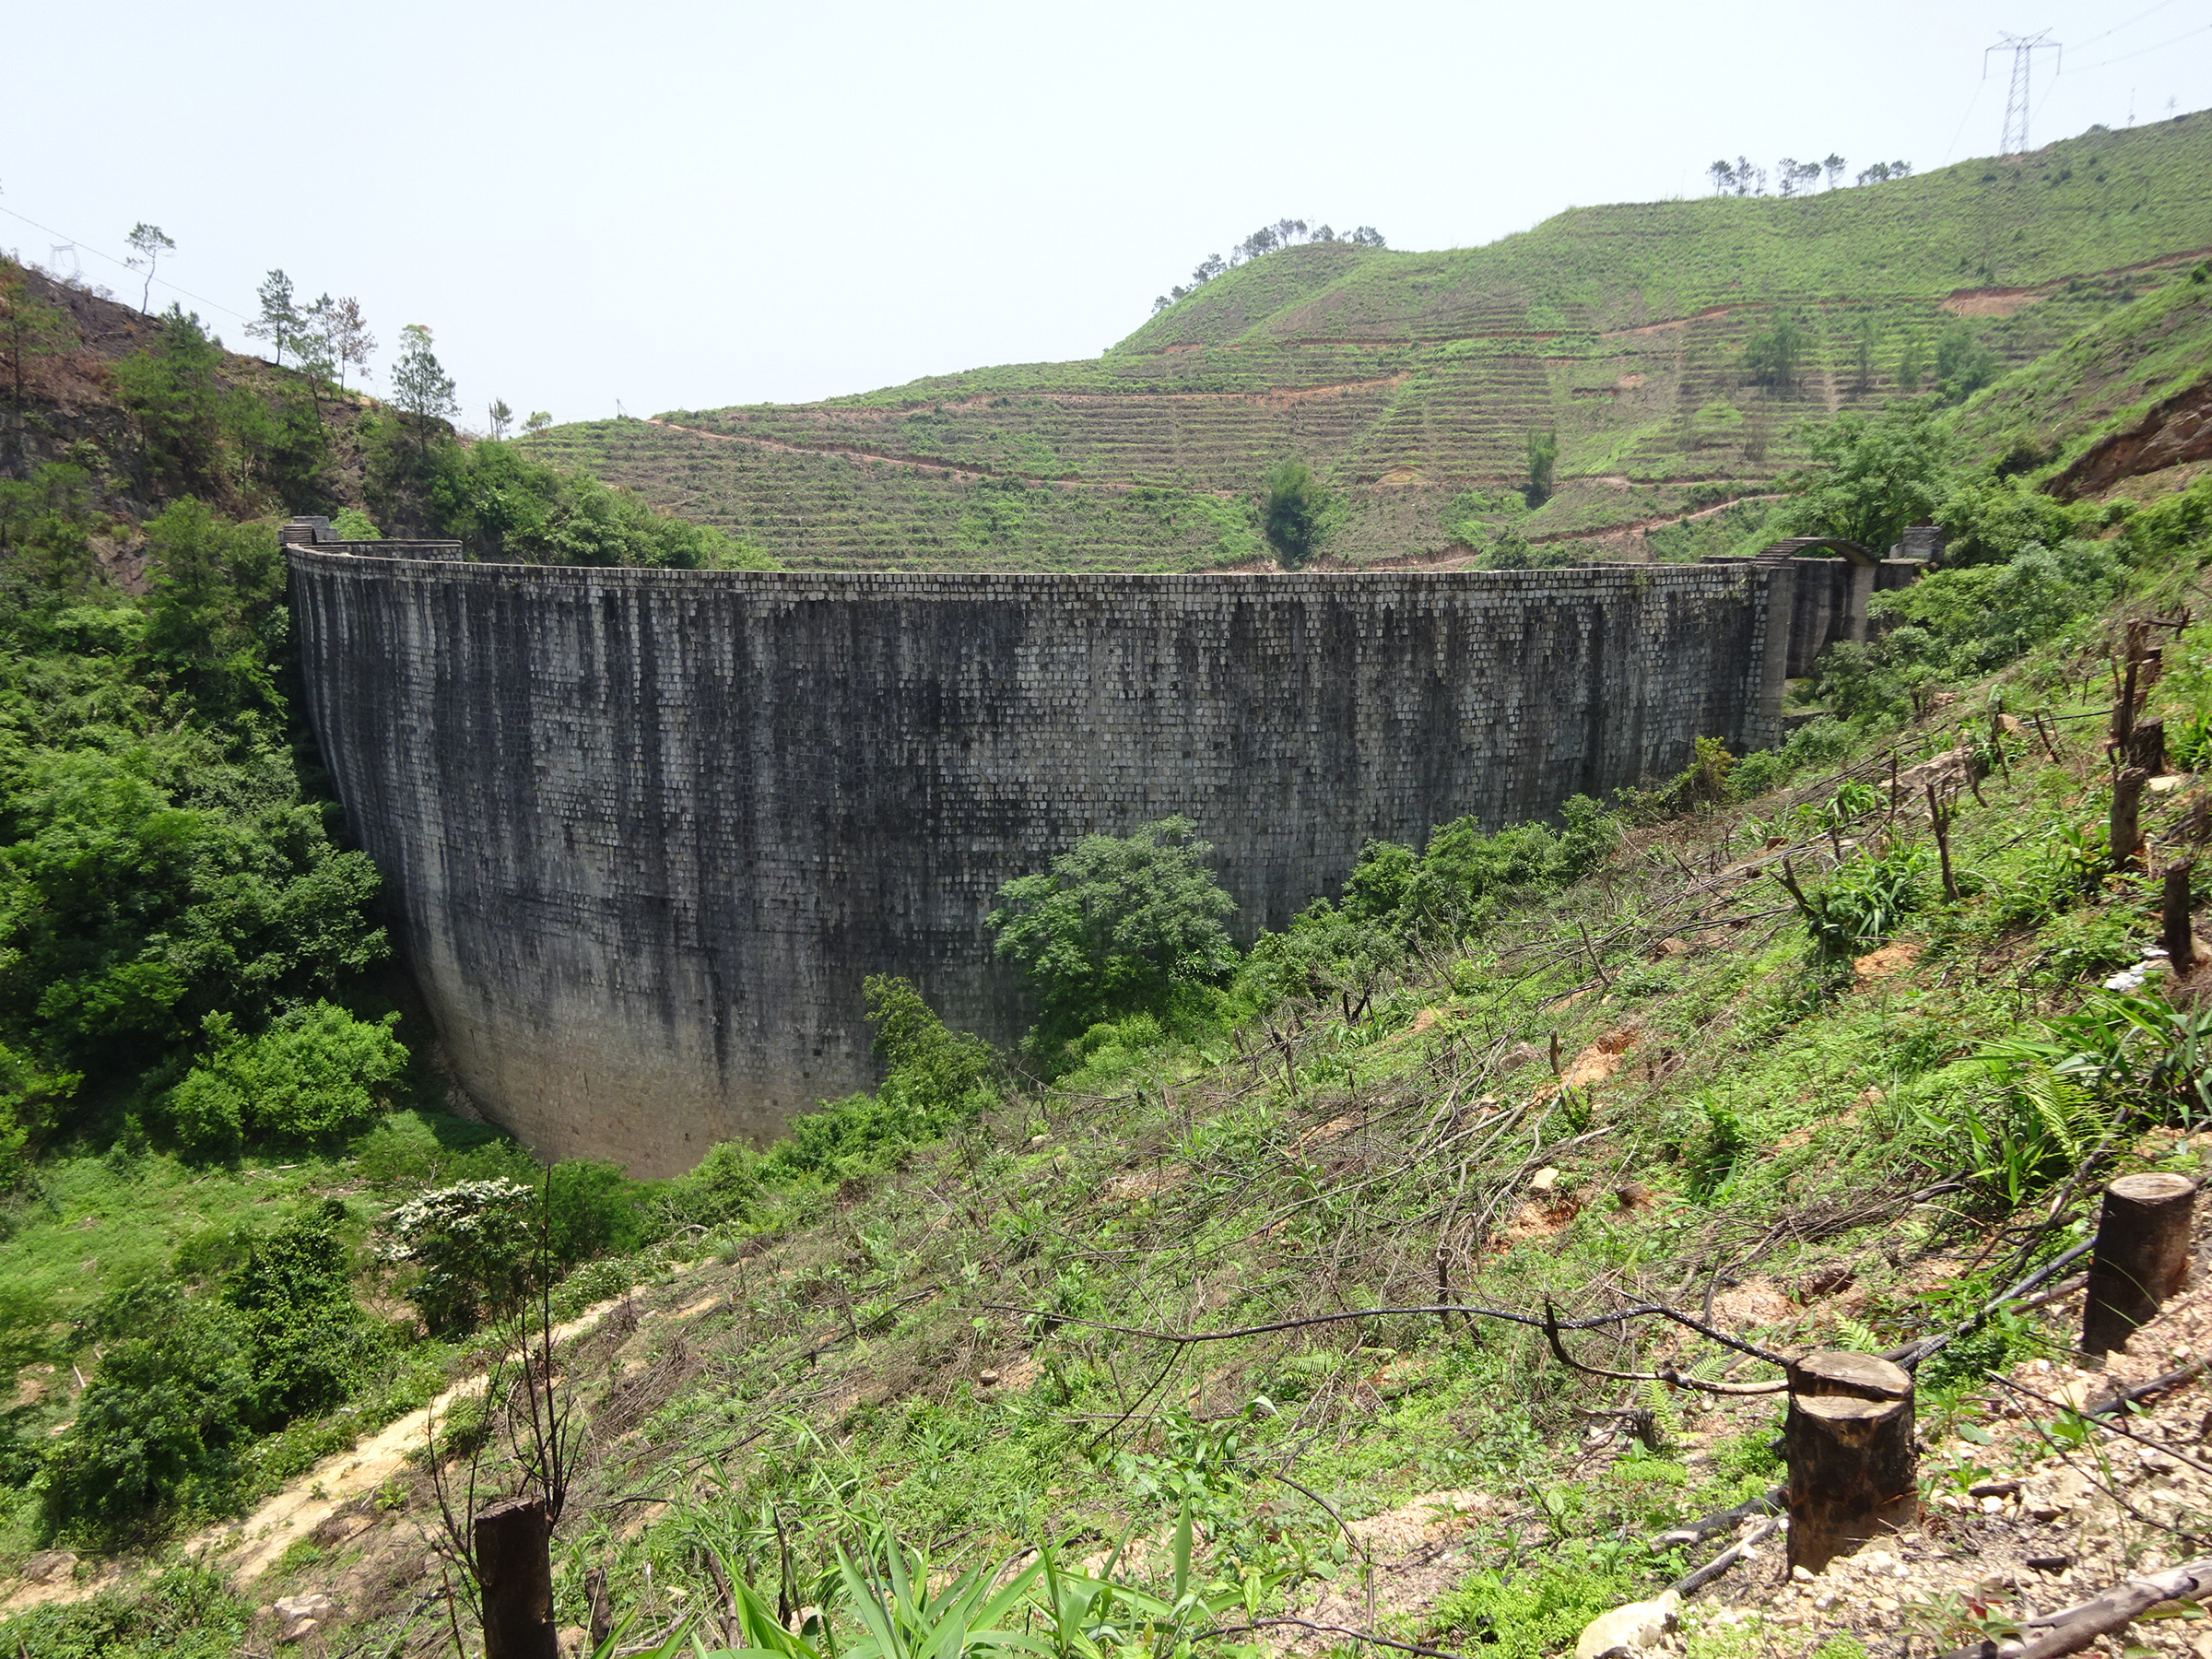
[289, 556, 1791, 1175]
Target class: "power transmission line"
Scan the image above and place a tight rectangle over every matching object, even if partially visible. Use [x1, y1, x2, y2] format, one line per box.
[0, 202, 250, 322]
[1984, 30, 2065, 156]
[2074, 21, 2212, 72]
[2071, 0, 2175, 51]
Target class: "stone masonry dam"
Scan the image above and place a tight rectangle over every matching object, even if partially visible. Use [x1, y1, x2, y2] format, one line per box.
[289, 553, 1806, 1176]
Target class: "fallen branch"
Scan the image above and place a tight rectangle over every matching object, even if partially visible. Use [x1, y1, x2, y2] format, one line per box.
[1652, 1486, 1783, 1548]
[1541, 1300, 1788, 1394]
[1205, 1618, 1465, 1659]
[976, 1297, 1790, 1366]
[1935, 1556, 2212, 1659]
[1987, 1371, 2212, 1477]
[1671, 1516, 1783, 1598]
[2088, 1357, 2209, 1418]
[1886, 1239, 2096, 1369]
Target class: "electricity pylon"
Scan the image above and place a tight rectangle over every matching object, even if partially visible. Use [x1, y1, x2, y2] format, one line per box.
[1985, 31, 2063, 157]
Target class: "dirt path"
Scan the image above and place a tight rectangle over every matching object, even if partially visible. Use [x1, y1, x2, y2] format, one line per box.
[0, 1286, 666, 1617]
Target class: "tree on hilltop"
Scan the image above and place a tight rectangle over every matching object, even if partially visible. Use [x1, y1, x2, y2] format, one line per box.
[124, 223, 173, 314]
[245, 270, 300, 368]
[488, 399, 513, 441]
[391, 324, 458, 473]
[1349, 226, 1386, 248]
[1823, 153, 1847, 189]
[1777, 158, 1821, 196]
[524, 411, 551, 435]
[324, 297, 376, 390]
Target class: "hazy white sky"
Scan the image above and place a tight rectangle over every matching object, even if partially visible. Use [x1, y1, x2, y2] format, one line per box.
[3, 1, 2205, 428]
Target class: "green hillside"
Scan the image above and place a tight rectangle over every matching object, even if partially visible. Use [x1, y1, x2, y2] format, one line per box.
[528, 114, 2212, 571]
[1954, 260, 2212, 483]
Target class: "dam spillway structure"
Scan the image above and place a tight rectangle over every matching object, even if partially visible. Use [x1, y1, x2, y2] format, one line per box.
[289, 550, 1815, 1177]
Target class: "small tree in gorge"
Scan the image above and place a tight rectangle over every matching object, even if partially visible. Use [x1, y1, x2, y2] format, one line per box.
[989, 817, 1238, 1057]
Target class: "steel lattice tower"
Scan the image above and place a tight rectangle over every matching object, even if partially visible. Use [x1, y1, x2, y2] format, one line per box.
[1986, 31, 2063, 157]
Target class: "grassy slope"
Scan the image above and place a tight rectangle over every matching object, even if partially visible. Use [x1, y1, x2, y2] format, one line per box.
[532, 115, 2212, 571]
[94, 537, 2207, 1656]
[1955, 265, 2212, 476]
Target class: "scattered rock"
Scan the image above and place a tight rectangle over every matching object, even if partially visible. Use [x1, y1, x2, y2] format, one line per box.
[1574, 1588, 1679, 1659]
[977, 1370, 1000, 1386]
[275, 1592, 335, 1644]
[1793, 1264, 1855, 1300]
[18, 1550, 76, 1585]
[1529, 1167, 1559, 1194]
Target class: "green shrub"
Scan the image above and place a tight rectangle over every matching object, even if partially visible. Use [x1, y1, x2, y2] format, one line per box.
[39, 1283, 255, 1543]
[1794, 842, 1933, 956]
[165, 1002, 407, 1153]
[1432, 1549, 1640, 1659]
[0, 1561, 253, 1659]
[223, 1203, 368, 1422]
[1261, 458, 1333, 568]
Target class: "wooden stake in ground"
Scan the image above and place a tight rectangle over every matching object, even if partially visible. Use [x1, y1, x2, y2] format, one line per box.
[474, 1496, 558, 1659]
[1783, 1350, 1916, 1574]
[2162, 860, 2198, 977]
[1925, 783, 1959, 902]
[2082, 1173, 2198, 1356]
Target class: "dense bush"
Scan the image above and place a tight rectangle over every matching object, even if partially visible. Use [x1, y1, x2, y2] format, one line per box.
[367, 426, 770, 568]
[1237, 797, 1618, 1008]
[223, 1204, 368, 1422]
[38, 1282, 255, 1542]
[166, 1002, 407, 1152]
[657, 977, 999, 1230]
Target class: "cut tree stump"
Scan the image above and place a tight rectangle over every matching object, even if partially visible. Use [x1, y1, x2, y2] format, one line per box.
[1783, 1349, 1916, 1574]
[2083, 1173, 2198, 1356]
[2162, 861, 2198, 976]
[2112, 767, 2150, 875]
[474, 1497, 558, 1659]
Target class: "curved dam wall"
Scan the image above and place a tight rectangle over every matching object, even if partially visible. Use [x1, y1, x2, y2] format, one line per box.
[289, 554, 1791, 1176]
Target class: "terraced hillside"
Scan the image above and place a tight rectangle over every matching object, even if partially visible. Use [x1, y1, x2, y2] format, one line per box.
[531, 114, 2212, 571]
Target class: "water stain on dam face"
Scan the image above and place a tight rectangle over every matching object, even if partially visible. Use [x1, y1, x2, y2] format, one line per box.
[288, 556, 1791, 1177]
